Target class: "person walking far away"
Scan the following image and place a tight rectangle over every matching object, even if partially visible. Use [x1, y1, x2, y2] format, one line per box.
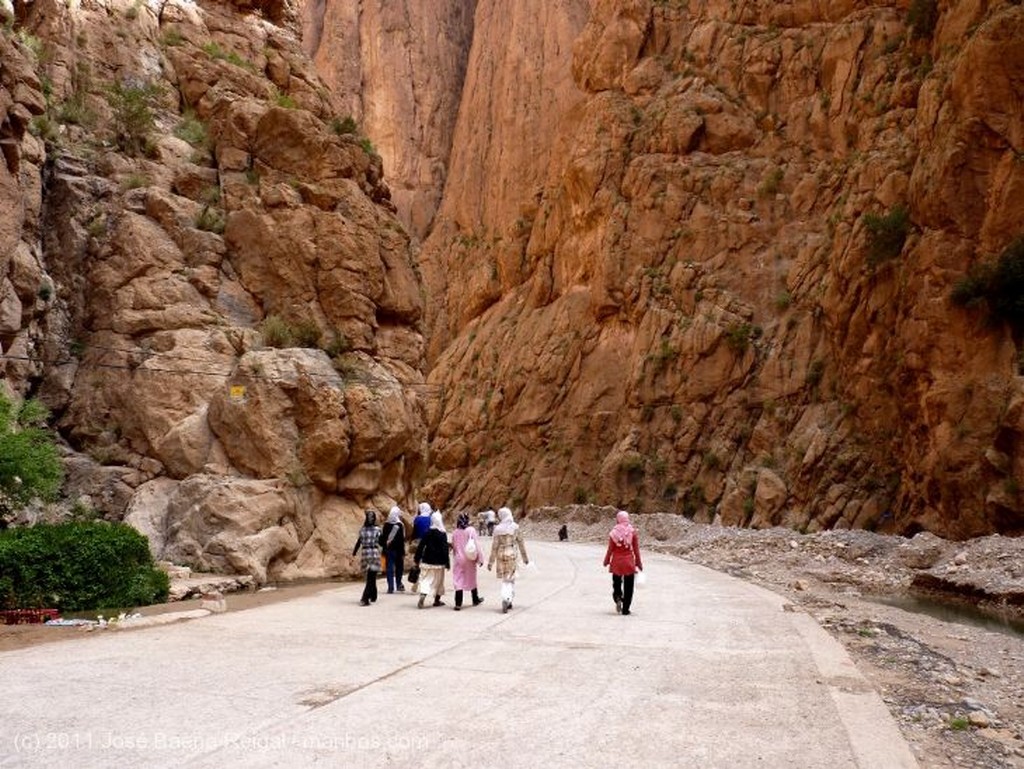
[603, 510, 643, 616]
[558, 524, 568, 541]
[483, 508, 497, 536]
[380, 506, 406, 594]
[351, 509, 382, 606]
[487, 507, 529, 613]
[414, 511, 450, 608]
[451, 513, 484, 611]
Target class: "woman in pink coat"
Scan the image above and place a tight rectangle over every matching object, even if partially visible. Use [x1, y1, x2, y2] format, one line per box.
[451, 513, 485, 610]
[603, 510, 643, 615]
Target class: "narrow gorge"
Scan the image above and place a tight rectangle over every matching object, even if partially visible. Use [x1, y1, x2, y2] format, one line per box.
[1, 0, 1022, 581]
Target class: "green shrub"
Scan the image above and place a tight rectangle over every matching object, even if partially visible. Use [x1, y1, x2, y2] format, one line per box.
[619, 455, 646, 484]
[863, 206, 910, 267]
[0, 394, 63, 509]
[274, 91, 297, 109]
[56, 91, 95, 127]
[324, 331, 351, 357]
[201, 41, 254, 71]
[195, 206, 226, 234]
[0, 521, 168, 611]
[948, 716, 970, 731]
[161, 29, 185, 47]
[260, 314, 293, 348]
[292, 319, 321, 349]
[121, 173, 150, 191]
[106, 80, 163, 156]
[951, 238, 1024, 334]
[758, 167, 784, 197]
[331, 116, 358, 135]
[724, 322, 757, 353]
[908, 0, 939, 39]
[28, 114, 60, 145]
[174, 110, 209, 148]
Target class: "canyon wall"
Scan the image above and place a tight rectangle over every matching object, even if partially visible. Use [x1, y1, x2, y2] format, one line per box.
[0, 0, 427, 580]
[300, 0, 477, 238]
[416, 0, 1024, 538]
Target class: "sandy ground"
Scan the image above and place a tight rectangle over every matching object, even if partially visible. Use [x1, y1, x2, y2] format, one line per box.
[3, 510, 1023, 768]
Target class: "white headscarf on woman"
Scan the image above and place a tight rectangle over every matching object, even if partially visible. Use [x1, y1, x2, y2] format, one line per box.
[418, 502, 432, 517]
[492, 507, 517, 536]
[387, 506, 402, 525]
[429, 511, 446, 533]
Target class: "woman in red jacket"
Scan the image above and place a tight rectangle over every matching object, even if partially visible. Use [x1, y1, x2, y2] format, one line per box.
[603, 510, 643, 615]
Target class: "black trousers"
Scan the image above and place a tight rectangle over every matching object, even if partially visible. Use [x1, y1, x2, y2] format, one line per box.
[612, 574, 635, 612]
[361, 569, 378, 603]
[454, 588, 480, 607]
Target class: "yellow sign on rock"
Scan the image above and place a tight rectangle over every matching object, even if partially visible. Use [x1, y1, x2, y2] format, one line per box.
[229, 385, 247, 402]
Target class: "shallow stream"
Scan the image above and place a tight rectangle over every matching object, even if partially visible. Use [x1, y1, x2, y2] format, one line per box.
[870, 593, 1024, 639]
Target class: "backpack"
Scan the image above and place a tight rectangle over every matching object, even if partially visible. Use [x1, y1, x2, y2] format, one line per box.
[464, 537, 478, 560]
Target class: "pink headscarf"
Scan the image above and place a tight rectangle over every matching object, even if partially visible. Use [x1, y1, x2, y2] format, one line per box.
[610, 510, 635, 547]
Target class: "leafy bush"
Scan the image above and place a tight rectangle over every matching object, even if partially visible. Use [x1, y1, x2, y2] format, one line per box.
[106, 80, 163, 156]
[724, 322, 757, 353]
[951, 238, 1024, 334]
[863, 206, 910, 267]
[0, 394, 63, 509]
[0, 521, 169, 611]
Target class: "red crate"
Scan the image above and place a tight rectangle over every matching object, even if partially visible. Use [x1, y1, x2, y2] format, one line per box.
[1, 608, 60, 625]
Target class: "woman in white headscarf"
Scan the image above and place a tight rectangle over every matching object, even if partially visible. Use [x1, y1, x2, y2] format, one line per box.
[487, 507, 529, 613]
[379, 506, 406, 594]
[414, 511, 450, 608]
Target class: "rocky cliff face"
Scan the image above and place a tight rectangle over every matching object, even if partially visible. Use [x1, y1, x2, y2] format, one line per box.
[299, 0, 477, 239]
[0, 0, 427, 580]
[415, 0, 1024, 539]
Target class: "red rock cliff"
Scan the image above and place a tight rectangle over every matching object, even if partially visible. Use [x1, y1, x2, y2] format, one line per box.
[404, 0, 1024, 538]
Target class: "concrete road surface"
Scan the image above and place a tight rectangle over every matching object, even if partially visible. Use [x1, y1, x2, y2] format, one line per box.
[0, 541, 917, 768]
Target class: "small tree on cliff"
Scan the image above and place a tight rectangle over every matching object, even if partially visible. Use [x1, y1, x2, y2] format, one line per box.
[105, 79, 163, 157]
[952, 237, 1024, 338]
[0, 392, 63, 523]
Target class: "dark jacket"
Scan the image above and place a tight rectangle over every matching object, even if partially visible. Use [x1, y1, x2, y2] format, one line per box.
[415, 528, 450, 568]
[379, 521, 405, 556]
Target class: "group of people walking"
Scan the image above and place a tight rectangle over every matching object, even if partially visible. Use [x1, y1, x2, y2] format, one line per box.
[352, 505, 532, 614]
[353, 505, 642, 615]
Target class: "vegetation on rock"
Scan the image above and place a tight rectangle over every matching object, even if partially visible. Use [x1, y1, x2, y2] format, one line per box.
[0, 393, 63, 515]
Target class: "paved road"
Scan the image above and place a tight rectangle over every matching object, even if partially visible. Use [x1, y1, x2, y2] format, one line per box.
[0, 541, 917, 768]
